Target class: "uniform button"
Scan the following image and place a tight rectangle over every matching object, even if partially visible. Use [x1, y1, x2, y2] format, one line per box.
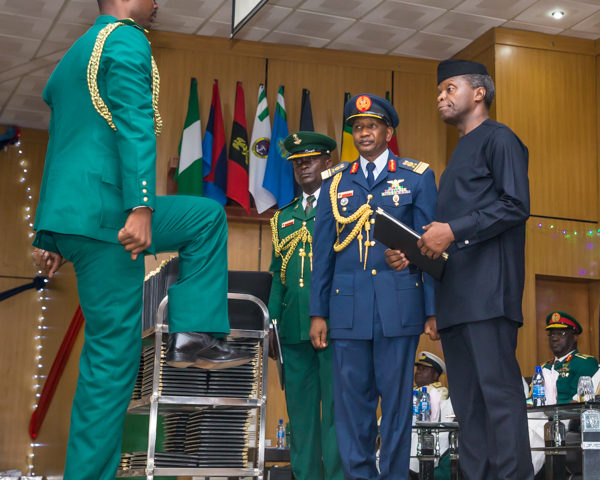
[416, 283, 419, 287]
[367, 194, 373, 200]
[335, 289, 339, 294]
[371, 269, 377, 276]
[142, 188, 148, 194]
[302, 221, 307, 226]
[371, 241, 375, 246]
[370, 219, 375, 224]
[142, 180, 148, 186]
[143, 196, 149, 202]
[464, 240, 470, 245]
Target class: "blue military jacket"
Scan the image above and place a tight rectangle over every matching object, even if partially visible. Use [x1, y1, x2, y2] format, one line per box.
[309, 151, 437, 340]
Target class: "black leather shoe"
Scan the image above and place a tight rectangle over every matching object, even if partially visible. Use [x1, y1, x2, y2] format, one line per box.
[165, 332, 254, 370]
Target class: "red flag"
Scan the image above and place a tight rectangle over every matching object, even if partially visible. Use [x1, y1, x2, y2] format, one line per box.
[226, 81, 250, 213]
[386, 91, 400, 156]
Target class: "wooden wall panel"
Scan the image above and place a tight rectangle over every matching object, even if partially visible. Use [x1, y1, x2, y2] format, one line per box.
[0, 129, 47, 277]
[393, 70, 446, 179]
[495, 45, 597, 221]
[267, 59, 392, 164]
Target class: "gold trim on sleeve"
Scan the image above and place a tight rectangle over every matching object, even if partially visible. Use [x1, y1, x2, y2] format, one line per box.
[87, 22, 162, 135]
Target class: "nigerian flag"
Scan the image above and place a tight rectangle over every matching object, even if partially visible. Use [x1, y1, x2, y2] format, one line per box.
[175, 78, 203, 196]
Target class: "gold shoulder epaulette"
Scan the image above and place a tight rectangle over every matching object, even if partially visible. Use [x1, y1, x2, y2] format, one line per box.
[398, 159, 429, 175]
[575, 353, 593, 359]
[87, 21, 162, 135]
[321, 162, 349, 180]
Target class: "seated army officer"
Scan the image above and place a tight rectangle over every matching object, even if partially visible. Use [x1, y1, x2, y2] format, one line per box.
[541, 311, 599, 404]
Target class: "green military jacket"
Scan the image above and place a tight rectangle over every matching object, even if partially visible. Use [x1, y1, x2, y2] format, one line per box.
[542, 349, 599, 404]
[268, 196, 316, 344]
[33, 15, 158, 252]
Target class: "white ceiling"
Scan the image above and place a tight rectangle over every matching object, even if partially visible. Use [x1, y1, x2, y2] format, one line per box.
[1, 0, 600, 130]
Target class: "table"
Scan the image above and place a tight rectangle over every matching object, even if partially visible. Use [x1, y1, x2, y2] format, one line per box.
[412, 421, 460, 480]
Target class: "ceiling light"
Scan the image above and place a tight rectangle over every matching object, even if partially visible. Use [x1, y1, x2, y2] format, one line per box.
[550, 10, 565, 19]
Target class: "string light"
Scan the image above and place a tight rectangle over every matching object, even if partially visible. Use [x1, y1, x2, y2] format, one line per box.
[10, 133, 47, 476]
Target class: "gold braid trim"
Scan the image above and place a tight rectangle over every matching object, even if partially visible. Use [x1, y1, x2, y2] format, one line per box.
[87, 22, 162, 135]
[271, 210, 312, 287]
[329, 172, 373, 270]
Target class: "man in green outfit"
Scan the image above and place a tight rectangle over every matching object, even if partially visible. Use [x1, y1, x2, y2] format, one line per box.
[268, 131, 344, 480]
[541, 311, 599, 404]
[32, 0, 251, 478]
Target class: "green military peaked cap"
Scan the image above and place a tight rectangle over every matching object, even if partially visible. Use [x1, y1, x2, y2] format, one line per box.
[284, 131, 336, 161]
[546, 310, 582, 334]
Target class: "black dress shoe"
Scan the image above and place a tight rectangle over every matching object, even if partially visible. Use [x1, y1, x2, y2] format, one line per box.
[165, 332, 254, 370]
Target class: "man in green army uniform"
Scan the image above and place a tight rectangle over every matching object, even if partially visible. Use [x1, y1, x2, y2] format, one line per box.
[541, 311, 599, 404]
[268, 131, 344, 480]
[32, 0, 250, 478]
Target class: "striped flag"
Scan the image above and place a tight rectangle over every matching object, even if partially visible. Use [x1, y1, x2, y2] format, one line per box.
[175, 78, 203, 196]
[248, 84, 276, 213]
[340, 91, 359, 163]
[226, 81, 250, 213]
[263, 85, 293, 207]
[202, 79, 227, 205]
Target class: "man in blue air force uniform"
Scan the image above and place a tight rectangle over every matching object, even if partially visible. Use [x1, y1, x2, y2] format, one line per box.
[309, 93, 438, 480]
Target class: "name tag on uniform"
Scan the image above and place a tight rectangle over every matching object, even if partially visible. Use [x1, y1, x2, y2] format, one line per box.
[281, 219, 294, 228]
[338, 190, 354, 198]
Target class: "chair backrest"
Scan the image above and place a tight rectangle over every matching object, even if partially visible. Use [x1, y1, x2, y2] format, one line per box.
[228, 270, 272, 331]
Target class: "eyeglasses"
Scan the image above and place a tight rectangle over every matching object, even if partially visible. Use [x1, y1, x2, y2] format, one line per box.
[547, 330, 570, 337]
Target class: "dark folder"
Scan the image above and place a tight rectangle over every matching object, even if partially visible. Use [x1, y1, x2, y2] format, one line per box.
[373, 207, 448, 280]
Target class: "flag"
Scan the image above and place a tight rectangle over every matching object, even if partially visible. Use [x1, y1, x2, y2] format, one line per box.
[386, 90, 400, 155]
[340, 91, 359, 163]
[203, 79, 227, 205]
[263, 85, 293, 207]
[175, 78, 203, 196]
[248, 84, 276, 213]
[299, 88, 314, 131]
[226, 81, 250, 213]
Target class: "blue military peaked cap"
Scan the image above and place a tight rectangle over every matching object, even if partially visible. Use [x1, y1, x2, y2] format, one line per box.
[344, 93, 399, 128]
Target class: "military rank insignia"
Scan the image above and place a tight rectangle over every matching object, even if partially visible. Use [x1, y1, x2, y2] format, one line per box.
[281, 219, 295, 228]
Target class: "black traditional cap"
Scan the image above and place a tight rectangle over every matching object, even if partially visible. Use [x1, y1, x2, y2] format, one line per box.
[437, 59, 489, 85]
[415, 351, 446, 375]
[545, 311, 582, 334]
[283, 131, 336, 161]
[344, 93, 399, 128]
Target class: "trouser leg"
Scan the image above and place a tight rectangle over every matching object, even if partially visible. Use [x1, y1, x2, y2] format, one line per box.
[371, 312, 419, 480]
[55, 234, 145, 480]
[318, 344, 345, 480]
[282, 342, 324, 480]
[332, 338, 379, 480]
[151, 195, 229, 334]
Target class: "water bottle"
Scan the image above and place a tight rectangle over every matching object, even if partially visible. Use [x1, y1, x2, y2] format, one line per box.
[532, 365, 546, 407]
[412, 390, 421, 425]
[420, 387, 431, 422]
[276, 418, 285, 448]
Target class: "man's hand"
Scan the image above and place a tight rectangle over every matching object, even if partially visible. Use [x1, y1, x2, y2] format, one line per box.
[310, 316, 328, 350]
[424, 316, 439, 341]
[118, 207, 153, 260]
[32, 248, 63, 278]
[384, 248, 410, 271]
[417, 222, 455, 259]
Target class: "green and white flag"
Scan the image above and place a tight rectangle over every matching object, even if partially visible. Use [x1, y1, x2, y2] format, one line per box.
[175, 78, 203, 196]
[248, 84, 276, 213]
